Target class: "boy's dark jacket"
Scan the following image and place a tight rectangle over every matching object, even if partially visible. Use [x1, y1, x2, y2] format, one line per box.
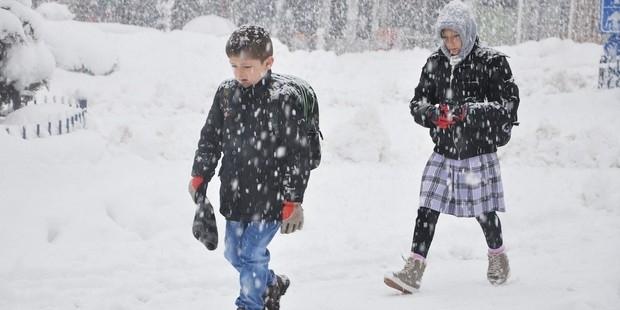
[410, 43, 520, 160]
[192, 71, 312, 222]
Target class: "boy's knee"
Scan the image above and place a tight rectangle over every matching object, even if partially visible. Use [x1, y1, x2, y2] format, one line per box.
[239, 248, 270, 266]
[224, 247, 241, 266]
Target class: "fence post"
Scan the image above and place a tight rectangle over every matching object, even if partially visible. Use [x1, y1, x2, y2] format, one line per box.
[78, 99, 87, 109]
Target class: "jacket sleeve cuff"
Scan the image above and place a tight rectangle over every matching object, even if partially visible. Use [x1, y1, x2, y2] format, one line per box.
[284, 190, 304, 203]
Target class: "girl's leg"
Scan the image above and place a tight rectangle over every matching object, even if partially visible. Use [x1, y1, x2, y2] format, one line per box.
[411, 207, 440, 258]
[477, 211, 510, 284]
[476, 211, 503, 251]
[384, 207, 438, 293]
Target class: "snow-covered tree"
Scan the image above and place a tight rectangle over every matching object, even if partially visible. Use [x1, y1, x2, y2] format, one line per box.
[28, 0, 605, 51]
[1, 0, 54, 113]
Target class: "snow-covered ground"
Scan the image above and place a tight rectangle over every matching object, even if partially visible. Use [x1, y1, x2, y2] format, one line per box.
[1, 18, 620, 310]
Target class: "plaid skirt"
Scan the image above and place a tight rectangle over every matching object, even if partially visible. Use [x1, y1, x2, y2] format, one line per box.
[419, 152, 506, 217]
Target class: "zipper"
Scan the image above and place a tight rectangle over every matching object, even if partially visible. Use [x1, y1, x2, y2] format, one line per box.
[448, 55, 462, 159]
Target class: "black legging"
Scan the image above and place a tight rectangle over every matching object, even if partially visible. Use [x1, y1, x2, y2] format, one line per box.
[410, 207, 503, 258]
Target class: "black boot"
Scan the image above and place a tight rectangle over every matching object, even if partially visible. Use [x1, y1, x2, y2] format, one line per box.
[264, 275, 290, 310]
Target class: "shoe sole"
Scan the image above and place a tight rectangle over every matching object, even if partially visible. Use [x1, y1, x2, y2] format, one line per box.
[383, 274, 416, 294]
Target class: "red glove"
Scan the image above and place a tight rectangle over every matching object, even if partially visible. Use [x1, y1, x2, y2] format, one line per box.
[191, 176, 204, 190]
[188, 176, 206, 203]
[433, 103, 455, 129]
[282, 201, 296, 219]
[281, 201, 303, 234]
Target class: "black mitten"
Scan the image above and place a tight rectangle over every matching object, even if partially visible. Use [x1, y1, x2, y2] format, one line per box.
[193, 199, 218, 250]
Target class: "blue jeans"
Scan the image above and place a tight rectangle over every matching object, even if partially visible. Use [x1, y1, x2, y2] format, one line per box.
[224, 220, 280, 310]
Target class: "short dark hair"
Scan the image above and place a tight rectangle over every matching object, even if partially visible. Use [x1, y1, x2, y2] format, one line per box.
[225, 25, 273, 61]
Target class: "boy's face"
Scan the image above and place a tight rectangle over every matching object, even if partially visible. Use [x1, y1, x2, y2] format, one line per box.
[229, 55, 274, 88]
[441, 29, 462, 56]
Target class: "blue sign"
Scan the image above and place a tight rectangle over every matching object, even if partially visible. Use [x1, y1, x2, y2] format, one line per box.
[604, 34, 620, 57]
[599, 34, 620, 88]
[601, 0, 620, 33]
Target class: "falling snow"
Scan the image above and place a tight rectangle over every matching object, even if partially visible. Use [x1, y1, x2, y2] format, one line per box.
[0, 2, 619, 310]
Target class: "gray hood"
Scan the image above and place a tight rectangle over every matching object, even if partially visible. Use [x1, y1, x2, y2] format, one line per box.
[436, 0, 478, 60]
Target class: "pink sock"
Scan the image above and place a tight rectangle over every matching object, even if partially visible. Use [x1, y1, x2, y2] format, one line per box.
[411, 253, 426, 262]
[488, 245, 505, 255]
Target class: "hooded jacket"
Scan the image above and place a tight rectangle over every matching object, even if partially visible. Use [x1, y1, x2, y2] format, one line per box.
[192, 71, 312, 222]
[410, 1, 520, 159]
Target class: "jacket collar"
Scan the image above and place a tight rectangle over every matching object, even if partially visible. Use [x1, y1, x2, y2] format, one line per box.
[238, 70, 272, 99]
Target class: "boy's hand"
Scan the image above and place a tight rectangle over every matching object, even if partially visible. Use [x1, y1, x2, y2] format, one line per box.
[188, 176, 207, 204]
[281, 201, 303, 234]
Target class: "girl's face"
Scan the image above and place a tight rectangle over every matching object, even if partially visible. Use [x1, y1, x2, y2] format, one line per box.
[228, 55, 274, 88]
[441, 29, 462, 56]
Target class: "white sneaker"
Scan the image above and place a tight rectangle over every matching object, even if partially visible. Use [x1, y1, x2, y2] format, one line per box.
[487, 252, 510, 285]
[384, 257, 426, 293]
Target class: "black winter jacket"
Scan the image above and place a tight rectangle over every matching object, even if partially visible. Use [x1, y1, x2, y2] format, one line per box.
[410, 44, 520, 159]
[192, 71, 311, 222]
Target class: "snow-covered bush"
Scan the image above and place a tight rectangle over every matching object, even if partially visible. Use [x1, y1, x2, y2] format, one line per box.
[11, 0, 29, 7]
[40, 20, 119, 76]
[2, 40, 55, 90]
[182, 15, 235, 37]
[1, 0, 54, 93]
[0, 8, 25, 43]
[36, 2, 74, 21]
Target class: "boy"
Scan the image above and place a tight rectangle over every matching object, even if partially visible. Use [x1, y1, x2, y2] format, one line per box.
[189, 25, 316, 310]
[384, 1, 519, 293]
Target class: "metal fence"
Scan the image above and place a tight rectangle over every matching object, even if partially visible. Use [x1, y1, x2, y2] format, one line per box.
[0, 96, 88, 139]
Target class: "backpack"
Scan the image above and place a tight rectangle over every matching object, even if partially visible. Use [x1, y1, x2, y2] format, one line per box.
[219, 75, 323, 170]
[492, 104, 519, 147]
[281, 75, 322, 170]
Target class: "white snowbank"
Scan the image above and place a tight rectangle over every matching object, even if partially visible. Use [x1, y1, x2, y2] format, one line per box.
[1, 17, 619, 310]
